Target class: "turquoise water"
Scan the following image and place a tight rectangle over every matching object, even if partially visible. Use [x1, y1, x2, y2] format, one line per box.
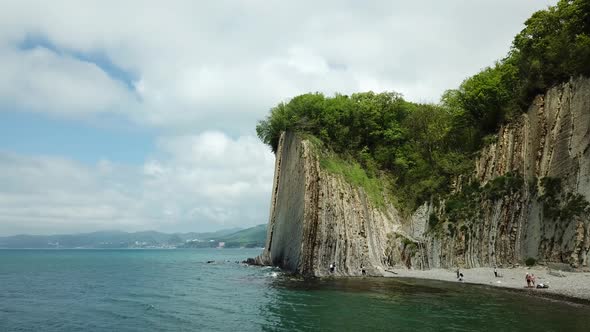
[1, 249, 589, 331]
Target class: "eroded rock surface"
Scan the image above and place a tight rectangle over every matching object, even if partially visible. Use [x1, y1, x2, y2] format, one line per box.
[255, 132, 404, 276]
[419, 77, 590, 269]
[255, 77, 590, 275]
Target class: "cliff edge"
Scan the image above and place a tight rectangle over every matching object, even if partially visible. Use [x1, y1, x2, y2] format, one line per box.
[254, 132, 411, 276]
[417, 76, 590, 269]
[254, 77, 590, 276]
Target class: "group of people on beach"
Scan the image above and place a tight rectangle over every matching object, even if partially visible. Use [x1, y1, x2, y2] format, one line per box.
[456, 266, 501, 282]
[328, 263, 550, 289]
[525, 272, 536, 287]
[328, 262, 368, 276]
[451, 267, 550, 289]
[526, 272, 549, 288]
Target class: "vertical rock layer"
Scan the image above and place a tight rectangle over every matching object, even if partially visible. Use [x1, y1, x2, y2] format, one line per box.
[429, 76, 590, 269]
[255, 77, 590, 276]
[255, 132, 404, 276]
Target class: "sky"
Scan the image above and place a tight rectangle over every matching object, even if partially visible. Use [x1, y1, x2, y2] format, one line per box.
[0, 0, 556, 236]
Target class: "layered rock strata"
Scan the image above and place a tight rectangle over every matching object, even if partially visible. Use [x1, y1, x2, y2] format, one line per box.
[254, 77, 590, 276]
[254, 132, 406, 276]
[420, 76, 590, 269]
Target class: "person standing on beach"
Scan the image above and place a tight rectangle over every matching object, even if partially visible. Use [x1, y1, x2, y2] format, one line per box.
[494, 266, 498, 278]
[531, 274, 536, 287]
[525, 273, 531, 287]
[456, 268, 460, 279]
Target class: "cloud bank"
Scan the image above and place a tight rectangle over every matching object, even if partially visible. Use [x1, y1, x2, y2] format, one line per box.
[0, 0, 555, 131]
[0, 132, 274, 235]
[0, 1, 555, 234]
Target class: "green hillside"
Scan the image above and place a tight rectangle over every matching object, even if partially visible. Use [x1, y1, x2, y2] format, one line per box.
[180, 224, 267, 248]
[217, 224, 267, 248]
[0, 228, 243, 249]
[256, 0, 590, 214]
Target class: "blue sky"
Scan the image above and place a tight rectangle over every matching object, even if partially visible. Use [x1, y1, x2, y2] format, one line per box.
[3, 36, 149, 164]
[0, 111, 153, 164]
[0, 0, 555, 235]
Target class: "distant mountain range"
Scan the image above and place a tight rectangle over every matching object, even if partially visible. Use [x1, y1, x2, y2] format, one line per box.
[179, 224, 267, 249]
[0, 225, 267, 249]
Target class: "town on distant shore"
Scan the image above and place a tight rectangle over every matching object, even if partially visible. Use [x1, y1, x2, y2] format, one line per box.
[0, 224, 266, 249]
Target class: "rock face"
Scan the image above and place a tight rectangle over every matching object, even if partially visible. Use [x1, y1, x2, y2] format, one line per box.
[421, 76, 590, 269]
[255, 77, 590, 276]
[255, 132, 407, 276]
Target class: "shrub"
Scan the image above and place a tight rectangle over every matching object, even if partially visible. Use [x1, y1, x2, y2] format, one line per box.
[539, 177, 590, 221]
[483, 171, 524, 200]
[525, 257, 537, 266]
[428, 213, 439, 229]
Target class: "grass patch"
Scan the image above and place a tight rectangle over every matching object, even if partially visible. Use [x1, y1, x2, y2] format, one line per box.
[319, 153, 386, 208]
[300, 133, 324, 150]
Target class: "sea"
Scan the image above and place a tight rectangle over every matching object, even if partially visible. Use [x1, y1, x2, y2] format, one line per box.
[1, 248, 589, 331]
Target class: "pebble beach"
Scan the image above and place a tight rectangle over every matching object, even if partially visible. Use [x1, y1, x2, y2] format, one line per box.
[384, 267, 590, 303]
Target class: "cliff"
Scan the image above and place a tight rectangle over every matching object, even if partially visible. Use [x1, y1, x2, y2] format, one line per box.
[416, 76, 590, 269]
[254, 132, 407, 276]
[254, 77, 590, 276]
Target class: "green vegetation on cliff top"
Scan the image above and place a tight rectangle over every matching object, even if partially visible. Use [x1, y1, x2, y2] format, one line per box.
[319, 152, 388, 207]
[256, 0, 590, 212]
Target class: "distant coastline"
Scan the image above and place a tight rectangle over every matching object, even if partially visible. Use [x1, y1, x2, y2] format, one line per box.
[0, 247, 264, 250]
[0, 224, 266, 249]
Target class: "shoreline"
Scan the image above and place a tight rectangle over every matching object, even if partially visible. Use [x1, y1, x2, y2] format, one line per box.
[382, 266, 590, 305]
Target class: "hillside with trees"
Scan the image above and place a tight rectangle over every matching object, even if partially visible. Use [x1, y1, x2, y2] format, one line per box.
[256, 0, 590, 213]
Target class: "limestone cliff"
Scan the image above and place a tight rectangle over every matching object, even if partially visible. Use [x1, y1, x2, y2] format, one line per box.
[254, 77, 590, 276]
[416, 76, 590, 269]
[254, 132, 407, 276]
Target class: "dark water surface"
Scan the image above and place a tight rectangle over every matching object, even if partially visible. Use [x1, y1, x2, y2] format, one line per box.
[1, 249, 589, 331]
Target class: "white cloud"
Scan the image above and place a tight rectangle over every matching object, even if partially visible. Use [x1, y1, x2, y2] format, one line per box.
[0, 132, 274, 235]
[0, 0, 558, 234]
[0, 0, 556, 132]
[0, 46, 135, 116]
